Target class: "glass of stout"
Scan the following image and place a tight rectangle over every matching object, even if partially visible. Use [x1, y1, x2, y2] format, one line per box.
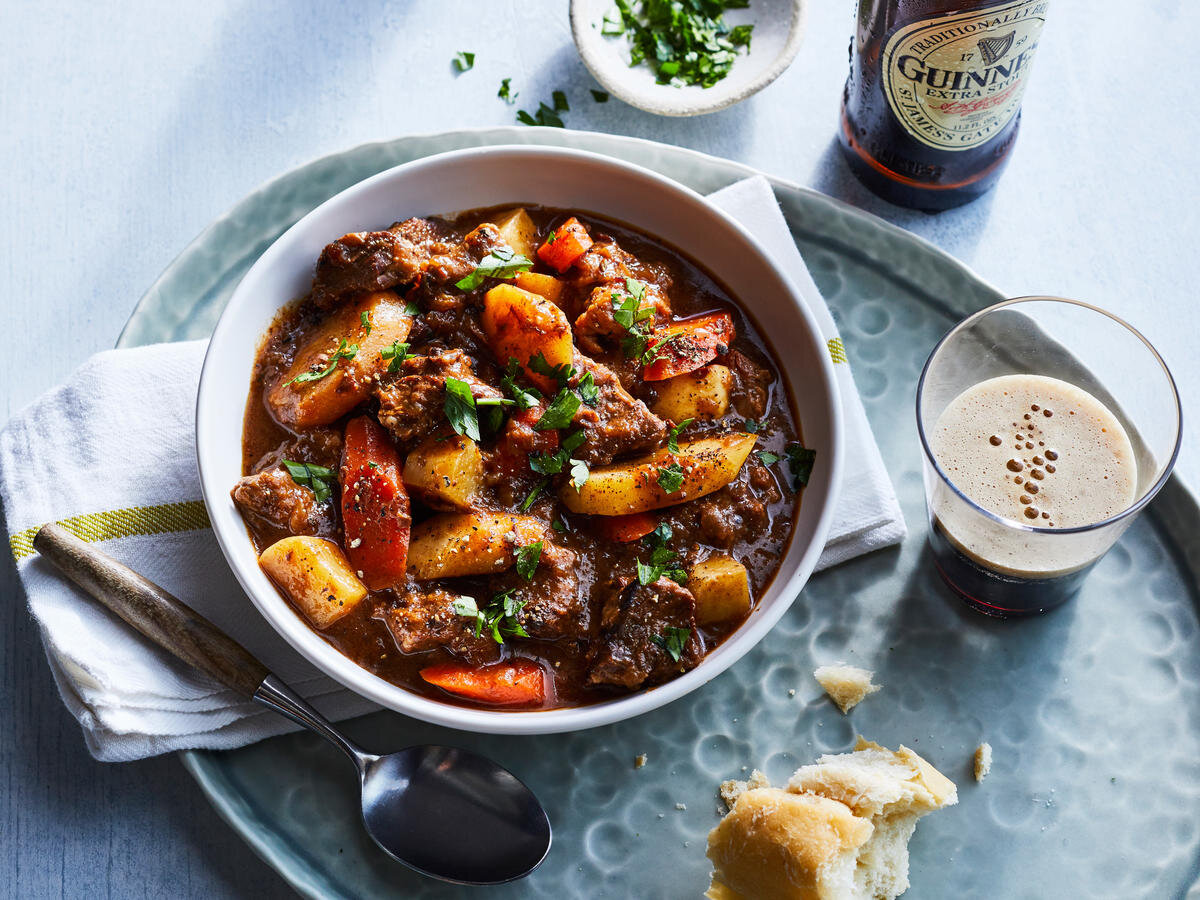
[916, 297, 1181, 616]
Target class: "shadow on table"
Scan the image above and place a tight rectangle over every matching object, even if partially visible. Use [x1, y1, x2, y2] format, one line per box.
[0, 503, 293, 899]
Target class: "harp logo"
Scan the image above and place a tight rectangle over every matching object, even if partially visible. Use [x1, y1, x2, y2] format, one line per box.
[881, 1, 1048, 151]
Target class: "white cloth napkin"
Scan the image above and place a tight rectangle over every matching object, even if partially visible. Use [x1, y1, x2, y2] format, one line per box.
[0, 176, 904, 762]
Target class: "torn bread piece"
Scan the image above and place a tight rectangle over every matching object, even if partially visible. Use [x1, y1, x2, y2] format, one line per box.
[719, 768, 771, 809]
[814, 664, 881, 714]
[707, 738, 957, 900]
[974, 742, 992, 782]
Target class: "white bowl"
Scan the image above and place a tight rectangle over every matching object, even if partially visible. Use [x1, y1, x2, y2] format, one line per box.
[570, 0, 807, 117]
[196, 145, 842, 734]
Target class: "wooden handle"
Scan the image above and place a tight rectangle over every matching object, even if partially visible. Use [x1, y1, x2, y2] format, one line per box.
[33, 523, 269, 698]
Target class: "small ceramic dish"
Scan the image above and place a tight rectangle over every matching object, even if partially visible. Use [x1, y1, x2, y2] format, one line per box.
[196, 145, 842, 734]
[570, 0, 807, 117]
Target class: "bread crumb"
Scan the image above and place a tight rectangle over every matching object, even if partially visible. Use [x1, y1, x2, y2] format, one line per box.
[719, 769, 770, 809]
[634, 754, 647, 769]
[974, 742, 992, 782]
[813, 663, 881, 714]
[787, 689, 796, 697]
[675, 802, 687, 811]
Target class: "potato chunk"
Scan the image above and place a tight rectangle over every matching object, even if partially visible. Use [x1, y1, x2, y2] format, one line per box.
[268, 291, 413, 428]
[690, 555, 751, 624]
[513, 271, 565, 307]
[491, 207, 538, 260]
[258, 536, 367, 629]
[403, 434, 484, 510]
[408, 510, 545, 580]
[650, 364, 733, 423]
[560, 432, 757, 515]
[481, 283, 574, 393]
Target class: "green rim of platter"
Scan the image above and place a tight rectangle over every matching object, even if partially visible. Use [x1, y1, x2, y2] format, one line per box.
[120, 128, 1200, 899]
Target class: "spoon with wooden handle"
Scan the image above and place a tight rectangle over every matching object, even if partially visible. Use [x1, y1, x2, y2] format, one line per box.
[33, 522, 552, 886]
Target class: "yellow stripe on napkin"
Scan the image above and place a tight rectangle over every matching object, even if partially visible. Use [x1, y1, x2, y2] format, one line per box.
[827, 337, 848, 364]
[9, 500, 211, 560]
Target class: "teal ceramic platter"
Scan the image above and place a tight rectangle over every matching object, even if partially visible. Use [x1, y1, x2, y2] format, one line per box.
[120, 128, 1200, 899]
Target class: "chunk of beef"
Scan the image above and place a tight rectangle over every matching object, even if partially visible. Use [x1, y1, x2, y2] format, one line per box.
[375, 349, 502, 447]
[573, 282, 671, 358]
[383, 585, 499, 662]
[695, 465, 781, 548]
[231, 467, 321, 536]
[587, 577, 703, 689]
[570, 355, 667, 465]
[566, 239, 674, 318]
[310, 230, 427, 309]
[390, 216, 458, 250]
[422, 223, 507, 289]
[250, 427, 343, 474]
[492, 541, 589, 641]
[727, 348, 774, 420]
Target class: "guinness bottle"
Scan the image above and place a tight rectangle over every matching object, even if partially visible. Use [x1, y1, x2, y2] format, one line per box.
[839, 1, 1049, 211]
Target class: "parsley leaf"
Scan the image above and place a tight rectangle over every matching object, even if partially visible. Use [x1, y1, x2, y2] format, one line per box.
[743, 418, 761, 433]
[635, 525, 687, 586]
[667, 418, 693, 453]
[551, 517, 568, 534]
[285, 339, 357, 385]
[519, 478, 548, 512]
[453, 51, 475, 73]
[360, 311, 371, 334]
[535, 388, 581, 431]
[281, 460, 337, 503]
[591, 89, 610, 102]
[552, 90, 570, 112]
[785, 443, 817, 489]
[610, 278, 660, 364]
[649, 522, 673, 545]
[452, 591, 529, 644]
[610, 0, 753, 88]
[498, 77, 517, 104]
[757, 450, 780, 466]
[530, 429, 586, 475]
[651, 626, 691, 663]
[444, 376, 481, 441]
[569, 457, 590, 491]
[380, 340, 412, 373]
[577, 370, 599, 407]
[517, 100, 565, 128]
[516, 541, 543, 581]
[501, 358, 543, 410]
[656, 461, 686, 494]
[403, 299, 421, 316]
[455, 246, 533, 291]
[528, 352, 576, 388]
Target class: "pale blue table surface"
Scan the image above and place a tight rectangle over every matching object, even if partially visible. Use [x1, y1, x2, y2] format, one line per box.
[2, 1, 1197, 897]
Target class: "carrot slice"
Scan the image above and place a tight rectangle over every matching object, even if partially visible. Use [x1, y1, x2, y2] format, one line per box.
[420, 659, 547, 707]
[536, 217, 593, 272]
[642, 311, 735, 382]
[599, 511, 658, 543]
[340, 416, 410, 590]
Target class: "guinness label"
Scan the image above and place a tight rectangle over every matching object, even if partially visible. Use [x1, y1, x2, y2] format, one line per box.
[882, 1, 1048, 151]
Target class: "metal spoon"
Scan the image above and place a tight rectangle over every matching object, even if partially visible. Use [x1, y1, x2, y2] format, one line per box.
[34, 523, 551, 885]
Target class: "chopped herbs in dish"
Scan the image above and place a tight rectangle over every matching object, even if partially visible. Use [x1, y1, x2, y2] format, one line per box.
[605, 0, 755, 88]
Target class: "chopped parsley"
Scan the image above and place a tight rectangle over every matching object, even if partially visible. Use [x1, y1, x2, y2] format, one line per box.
[530, 429, 586, 475]
[569, 457, 590, 492]
[635, 525, 687, 585]
[591, 89, 610, 103]
[528, 352, 576, 388]
[285, 338, 357, 385]
[517, 100, 566, 128]
[519, 478, 548, 512]
[453, 51, 475, 73]
[785, 443, 817, 489]
[452, 591, 529, 644]
[608, 0, 754, 89]
[534, 388, 582, 431]
[281, 460, 337, 503]
[552, 90, 570, 112]
[403, 299, 421, 316]
[455, 246, 533, 291]
[551, 517, 568, 534]
[501, 358, 543, 410]
[611, 278, 658, 363]
[516, 541, 543, 581]
[666, 418, 693, 453]
[498, 77, 517, 104]
[757, 450, 780, 466]
[651, 626, 691, 663]
[577, 370, 599, 407]
[444, 376, 482, 441]
[742, 418, 761, 433]
[380, 340, 412, 373]
[360, 311, 371, 334]
[656, 461, 686, 494]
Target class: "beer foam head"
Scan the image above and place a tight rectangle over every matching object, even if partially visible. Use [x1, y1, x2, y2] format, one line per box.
[931, 374, 1137, 530]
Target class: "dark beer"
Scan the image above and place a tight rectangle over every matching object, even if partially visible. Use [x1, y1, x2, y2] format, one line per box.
[839, 0, 1050, 210]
